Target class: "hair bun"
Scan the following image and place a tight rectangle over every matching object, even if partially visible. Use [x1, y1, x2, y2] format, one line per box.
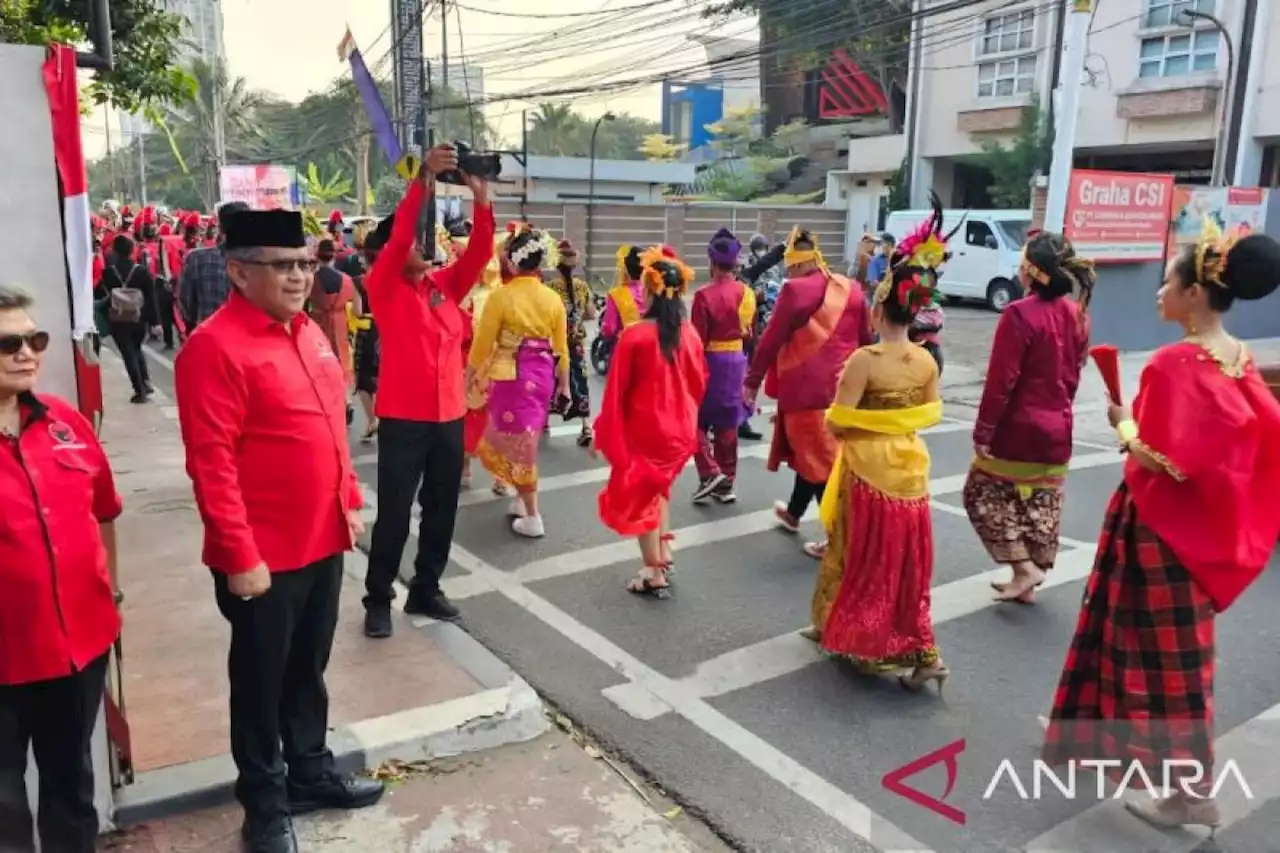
[1222, 234, 1280, 301]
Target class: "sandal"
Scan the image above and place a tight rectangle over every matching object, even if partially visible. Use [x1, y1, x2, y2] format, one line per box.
[993, 566, 1046, 603]
[991, 576, 1044, 605]
[577, 427, 593, 448]
[660, 532, 676, 574]
[627, 563, 671, 598]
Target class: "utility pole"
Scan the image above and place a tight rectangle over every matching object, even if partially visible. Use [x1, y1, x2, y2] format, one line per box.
[441, 0, 449, 139]
[103, 104, 117, 201]
[1042, 0, 1091, 234]
[520, 109, 529, 221]
[135, 121, 148, 205]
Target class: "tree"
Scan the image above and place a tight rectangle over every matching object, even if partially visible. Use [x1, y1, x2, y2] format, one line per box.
[886, 156, 909, 213]
[639, 133, 683, 162]
[300, 162, 353, 205]
[0, 0, 195, 113]
[704, 0, 912, 133]
[525, 103, 661, 160]
[962, 100, 1052, 209]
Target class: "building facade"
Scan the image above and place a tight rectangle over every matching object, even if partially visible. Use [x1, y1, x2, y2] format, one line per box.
[845, 0, 1278, 212]
[165, 0, 225, 67]
[661, 35, 761, 162]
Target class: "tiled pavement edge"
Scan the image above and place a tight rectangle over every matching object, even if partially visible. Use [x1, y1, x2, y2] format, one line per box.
[94, 349, 549, 828]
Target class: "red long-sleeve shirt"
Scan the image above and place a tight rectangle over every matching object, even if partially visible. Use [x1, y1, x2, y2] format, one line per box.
[365, 181, 495, 422]
[972, 295, 1089, 464]
[174, 291, 362, 574]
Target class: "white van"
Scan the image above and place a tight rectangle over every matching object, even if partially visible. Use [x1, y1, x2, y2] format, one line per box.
[883, 209, 1030, 312]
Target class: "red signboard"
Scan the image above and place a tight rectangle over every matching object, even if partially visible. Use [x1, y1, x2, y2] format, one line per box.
[1064, 169, 1175, 263]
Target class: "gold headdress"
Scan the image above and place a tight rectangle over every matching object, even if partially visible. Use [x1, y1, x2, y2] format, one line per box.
[872, 191, 955, 308]
[639, 245, 694, 300]
[615, 245, 636, 286]
[782, 226, 827, 273]
[1194, 214, 1238, 289]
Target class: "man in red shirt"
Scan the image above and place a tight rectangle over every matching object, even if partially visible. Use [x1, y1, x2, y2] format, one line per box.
[174, 209, 383, 853]
[362, 144, 495, 637]
[0, 285, 123, 853]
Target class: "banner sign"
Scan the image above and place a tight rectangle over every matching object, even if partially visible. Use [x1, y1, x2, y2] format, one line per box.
[218, 164, 299, 209]
[390, 0, 424, 153]
[1170, 185, 1269, 247]
[1064, 169, 1174, 263]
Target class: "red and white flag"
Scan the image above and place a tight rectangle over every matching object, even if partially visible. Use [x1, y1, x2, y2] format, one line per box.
[42, 43, 95, 340]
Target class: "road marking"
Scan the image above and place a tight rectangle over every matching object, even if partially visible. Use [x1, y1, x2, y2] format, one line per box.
[1023, 702, 1280, 853]
[140, 343, 176, 371]
[480, 451, 1120, 598]
[101, 347, 178, 420]
[602, 529, 1099, 720]
[445, 542, 930, 852]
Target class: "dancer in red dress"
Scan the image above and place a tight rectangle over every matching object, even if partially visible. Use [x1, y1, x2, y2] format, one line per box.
[1042, 222, 1280, 833]
[594, 247, 707, 596]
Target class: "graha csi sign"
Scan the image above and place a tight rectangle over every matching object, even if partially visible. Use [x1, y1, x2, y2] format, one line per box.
[1063, 169, 1175, 264]
[882, 738, 1253, 826]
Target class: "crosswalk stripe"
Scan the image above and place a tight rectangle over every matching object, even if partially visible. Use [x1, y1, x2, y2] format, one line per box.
[1023, 702, 1280, 853]
[602, 537, 1099, 721]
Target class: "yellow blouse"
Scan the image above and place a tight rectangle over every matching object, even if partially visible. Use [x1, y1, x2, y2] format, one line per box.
[469, 274, 569, 380]
[819, 342, 941, 527]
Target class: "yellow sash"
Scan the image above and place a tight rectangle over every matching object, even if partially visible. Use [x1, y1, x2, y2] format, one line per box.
[971, 456, 1067, 499]
[609, 285, 641, 328]
[818, 400, 942, 530]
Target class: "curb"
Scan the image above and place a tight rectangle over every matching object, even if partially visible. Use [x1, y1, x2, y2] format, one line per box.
[111, 619, 549, 828]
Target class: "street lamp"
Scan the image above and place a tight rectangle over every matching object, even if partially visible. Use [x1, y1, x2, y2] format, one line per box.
[586, 111, 616, 284]
[1179, 7, 1235, 186]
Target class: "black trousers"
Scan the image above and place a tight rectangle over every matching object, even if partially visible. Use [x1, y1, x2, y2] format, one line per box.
[110, 323, 150, 396]
[213, 555, 342, 826]
[0, 654, 108, 853]
[364, 417, 464, 608]
[786, 474, 826, 521]
[155, 287, 176, 348]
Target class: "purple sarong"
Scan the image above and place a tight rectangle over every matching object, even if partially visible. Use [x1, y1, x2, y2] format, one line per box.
[700, 350, 751, 430]
[477, 339, 555, 491]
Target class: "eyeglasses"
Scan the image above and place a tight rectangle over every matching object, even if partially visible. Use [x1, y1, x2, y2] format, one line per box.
[239, 259, 319, 274]
[0, 331, 50, 356]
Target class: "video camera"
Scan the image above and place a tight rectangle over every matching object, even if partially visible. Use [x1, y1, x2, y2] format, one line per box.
[436, 141, 502, 186]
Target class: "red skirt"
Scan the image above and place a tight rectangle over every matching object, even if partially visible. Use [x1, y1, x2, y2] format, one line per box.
[819, 475, 938, 669]
[1042, 483, 1216, 779]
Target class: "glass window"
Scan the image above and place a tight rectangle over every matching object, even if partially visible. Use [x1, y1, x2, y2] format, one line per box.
[1143, 0, 1215, 29]
[977, 55, 1038, 98]
[966, 221, 995, 248]
[1138, 28, 1218, 78]
[978, 9, 1035, 58]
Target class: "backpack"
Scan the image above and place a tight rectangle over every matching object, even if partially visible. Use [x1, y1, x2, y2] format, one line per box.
[108, 264, 145, 323]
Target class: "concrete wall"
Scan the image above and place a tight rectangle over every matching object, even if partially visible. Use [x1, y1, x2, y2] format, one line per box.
[1089, 191, 1280, 350]
[0, 43, 116, 834]
[459, 198, 849, 285]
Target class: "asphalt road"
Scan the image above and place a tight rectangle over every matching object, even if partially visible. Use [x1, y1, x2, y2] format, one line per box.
[132, 306, 1280, 853]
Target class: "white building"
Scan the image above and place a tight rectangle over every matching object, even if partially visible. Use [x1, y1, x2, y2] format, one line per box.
[841, 0, 1280, 227]
[165, 0, 225, 67]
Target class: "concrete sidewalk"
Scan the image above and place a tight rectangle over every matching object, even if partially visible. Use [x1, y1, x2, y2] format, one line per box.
[100, 734, 719, 852]
[94, 351, 548, 827]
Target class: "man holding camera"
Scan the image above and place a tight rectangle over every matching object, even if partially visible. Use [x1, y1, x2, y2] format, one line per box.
[362, 143, 495, 638]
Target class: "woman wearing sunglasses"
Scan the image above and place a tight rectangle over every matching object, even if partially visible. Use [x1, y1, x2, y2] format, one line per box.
[0, 285, 125, 852]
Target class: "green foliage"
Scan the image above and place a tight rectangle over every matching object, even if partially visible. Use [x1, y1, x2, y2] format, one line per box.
[87, 63, 490, 215]
[526, 103, 661, 160]
[0, 0, 195, 113]
[696, 162, 767, 202]
[639, 133, 683, 162]
[301, 162, 352, 205]
[962, 100, 1053, 209]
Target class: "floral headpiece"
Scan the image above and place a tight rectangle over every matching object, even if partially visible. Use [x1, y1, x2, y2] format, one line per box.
[873, 191, 956, 307]
[1194, 214, 1239, 289]
[639, 245, 694, 300]
[502, 221, 559, 269]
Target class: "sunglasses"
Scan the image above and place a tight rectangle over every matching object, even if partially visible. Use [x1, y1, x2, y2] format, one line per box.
[0, 330, 50, 356]
[238, 259, 319, 274]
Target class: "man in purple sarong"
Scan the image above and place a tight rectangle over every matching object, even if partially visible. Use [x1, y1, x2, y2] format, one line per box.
[689, 228, 757, 505]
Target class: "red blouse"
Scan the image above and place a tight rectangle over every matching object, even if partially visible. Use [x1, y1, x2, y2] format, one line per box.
[973, 295, 1089, 464]
[1126, 341, 1280, 611]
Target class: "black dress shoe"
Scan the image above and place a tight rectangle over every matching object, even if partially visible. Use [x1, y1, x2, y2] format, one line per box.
[242, 817, 297, 853]
[403, 590, 460, 622]
[738, 421, 763, 440]
[288, 772, 385, 815]
[363, 606, 392, 639]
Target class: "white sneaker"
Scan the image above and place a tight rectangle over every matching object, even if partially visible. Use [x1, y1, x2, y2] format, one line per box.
[508, 498, 528, 518]
[493, 482, 517, 498]
[513, 514, 545, 538]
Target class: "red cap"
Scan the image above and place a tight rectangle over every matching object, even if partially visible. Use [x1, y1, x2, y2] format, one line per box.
[328, 209, 344, 225]
[158, 223, 173, 236]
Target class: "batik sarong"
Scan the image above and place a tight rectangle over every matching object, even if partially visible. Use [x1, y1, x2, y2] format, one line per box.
[476, 339, 555, 492]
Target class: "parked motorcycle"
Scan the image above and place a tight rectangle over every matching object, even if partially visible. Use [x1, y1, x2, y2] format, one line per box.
[590, 333, 613, 376]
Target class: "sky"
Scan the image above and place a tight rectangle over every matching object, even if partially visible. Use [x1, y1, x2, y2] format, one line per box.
[82, 0, 759, 159]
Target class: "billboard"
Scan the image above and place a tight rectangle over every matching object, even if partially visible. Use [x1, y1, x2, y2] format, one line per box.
[218, 164, 300, 209]
[1169, 185, 1269, 248]
[1063, 169, 1174, 263]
